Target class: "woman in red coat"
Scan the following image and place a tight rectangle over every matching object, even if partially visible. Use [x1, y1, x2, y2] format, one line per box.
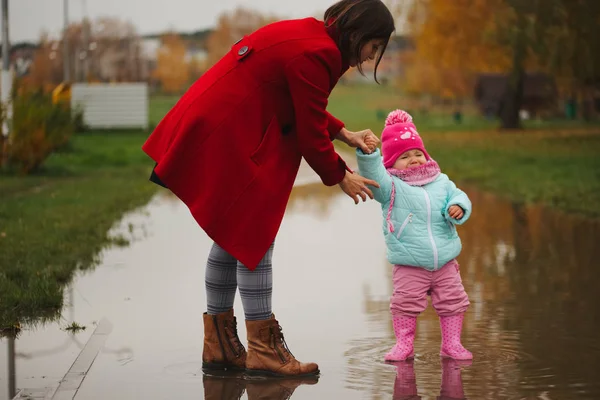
[142, 0, 395, 377]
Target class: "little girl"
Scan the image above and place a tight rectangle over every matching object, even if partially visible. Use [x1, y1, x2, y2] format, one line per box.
[357, 110, 473, 361]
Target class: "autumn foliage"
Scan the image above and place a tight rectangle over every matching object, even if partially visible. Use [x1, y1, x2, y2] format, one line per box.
[3, 81, 81, 174]
[398, 0, 513, 99]
[153, 33, 190, 94]
[390, 0, 600, 127]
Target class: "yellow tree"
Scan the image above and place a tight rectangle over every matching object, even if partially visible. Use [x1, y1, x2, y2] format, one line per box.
[24, 35, 56, 92]
[398, 0, 512, 102]
[153, 33, 189, 94]
[400, 0, 584, 128]
[206, 8, 279, 67]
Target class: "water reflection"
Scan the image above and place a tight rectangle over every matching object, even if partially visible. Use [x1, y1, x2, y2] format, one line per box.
[391, 359, 470, 400]
[6, 337, 15, 399]
[202, 373, 319, 400]
[347, 188, 600, 399]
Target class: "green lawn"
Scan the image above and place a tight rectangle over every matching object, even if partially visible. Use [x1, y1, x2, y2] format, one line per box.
[1, 84, 598, 331]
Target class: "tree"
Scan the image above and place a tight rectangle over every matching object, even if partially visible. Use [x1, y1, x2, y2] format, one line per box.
[540, 0, 600, 120]
[153, 33, 189, 94]
[206, 8, 279, 67]
[401, 0, 512, 101]
[402, 0, 600, 128]
[24, 35, 56, 92]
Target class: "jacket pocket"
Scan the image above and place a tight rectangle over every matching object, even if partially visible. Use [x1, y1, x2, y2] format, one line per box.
[251, 116, 281, 166]
[395, 213, 413, 240]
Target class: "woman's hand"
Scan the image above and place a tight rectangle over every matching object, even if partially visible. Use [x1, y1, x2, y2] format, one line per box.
[339, 170, 380, 204]
[337, 128, 380, 153]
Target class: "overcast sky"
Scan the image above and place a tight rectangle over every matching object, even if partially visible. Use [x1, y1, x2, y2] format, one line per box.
[8, 0, 355, 43]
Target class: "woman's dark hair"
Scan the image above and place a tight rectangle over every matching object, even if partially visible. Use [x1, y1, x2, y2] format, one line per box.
[324, 0, 395, 83]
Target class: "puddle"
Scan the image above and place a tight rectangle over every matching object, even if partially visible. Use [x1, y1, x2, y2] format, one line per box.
[1, 163, 600, 399]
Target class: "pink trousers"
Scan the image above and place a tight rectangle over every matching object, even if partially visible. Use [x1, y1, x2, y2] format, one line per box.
[391, 260, 470, 317]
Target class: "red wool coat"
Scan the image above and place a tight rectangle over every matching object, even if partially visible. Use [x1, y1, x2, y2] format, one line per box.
[142, 18, 350, 269]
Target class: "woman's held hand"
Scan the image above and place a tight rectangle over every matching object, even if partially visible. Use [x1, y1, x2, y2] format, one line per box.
[338, 170, 380, 204]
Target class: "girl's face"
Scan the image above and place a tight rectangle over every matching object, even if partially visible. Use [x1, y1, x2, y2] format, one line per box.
[393, 149, 427, 170]
[350, 38, 385, 67]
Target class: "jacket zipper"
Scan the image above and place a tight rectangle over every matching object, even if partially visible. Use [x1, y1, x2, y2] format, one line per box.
[421, 188, 439, 269]
[396, 213, 413, 239]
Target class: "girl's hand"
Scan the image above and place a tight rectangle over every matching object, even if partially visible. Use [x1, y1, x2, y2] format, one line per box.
[338, 170, 380, 204]
[365, 135, 378, 153]
[448, 205, 464, 220]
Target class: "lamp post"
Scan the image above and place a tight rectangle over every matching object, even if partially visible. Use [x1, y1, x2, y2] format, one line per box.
[63, 0, 70, 82]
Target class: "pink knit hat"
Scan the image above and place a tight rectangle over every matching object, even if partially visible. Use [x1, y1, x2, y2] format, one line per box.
[381, 110, 430, 168]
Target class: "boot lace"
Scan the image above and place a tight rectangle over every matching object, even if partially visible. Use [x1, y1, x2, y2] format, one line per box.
[272, 323, 295, 359]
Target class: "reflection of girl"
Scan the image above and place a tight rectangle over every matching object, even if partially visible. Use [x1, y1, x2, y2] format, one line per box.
[357, 110, 472, 361]
[392, 359, 470, 400]
[143, 0, 395, 378]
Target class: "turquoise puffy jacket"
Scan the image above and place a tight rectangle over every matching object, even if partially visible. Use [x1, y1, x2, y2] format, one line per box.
[356, 149, 471, 271]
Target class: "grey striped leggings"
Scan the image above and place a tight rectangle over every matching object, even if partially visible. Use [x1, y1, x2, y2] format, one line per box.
[205, 242, 273, 321]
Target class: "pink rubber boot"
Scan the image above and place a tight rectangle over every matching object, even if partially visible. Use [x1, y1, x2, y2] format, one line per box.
[385, 316, 416, 361]
[439, 314, 472, 360]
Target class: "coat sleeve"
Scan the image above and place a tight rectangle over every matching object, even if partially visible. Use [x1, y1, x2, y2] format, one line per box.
[326, 111, 345, 140]
[444, 179, 472, 225]
[285, 51, 348, 186]
[355, 148, 393, 204]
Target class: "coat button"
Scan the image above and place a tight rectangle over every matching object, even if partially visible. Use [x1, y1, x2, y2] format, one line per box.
[238, 46, 249, 56]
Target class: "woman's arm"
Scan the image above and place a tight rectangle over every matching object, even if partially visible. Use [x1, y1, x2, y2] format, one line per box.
[326, 112, 345, 140]
[285, 50, 347, 186]
[285, 49, 380, 203]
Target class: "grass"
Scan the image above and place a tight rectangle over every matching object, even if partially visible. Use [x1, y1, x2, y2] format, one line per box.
[328, 84, 600, 132]
[329, 84, 600, 217]
[0, 119, 169, 329]
[1, 84, 598, 330]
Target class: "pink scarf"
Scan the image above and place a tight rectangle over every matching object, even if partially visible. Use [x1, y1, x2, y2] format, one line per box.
[385, 160, 441, 233]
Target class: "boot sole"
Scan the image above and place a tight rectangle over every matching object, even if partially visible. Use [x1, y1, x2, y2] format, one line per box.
[244, 368, 320, 379]
[202, 362, 245, 373]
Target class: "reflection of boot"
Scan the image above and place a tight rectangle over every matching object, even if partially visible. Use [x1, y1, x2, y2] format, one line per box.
[438, 358, 471, 400]
[202, 374, 246, 400]
[385, 316, 417, 361]
[245, 314, 319, 377]
[392, 360, 421, 400]
[202, 310, 247, 372]
[246, 376, 319, 400]
[439, 314, 472, 360]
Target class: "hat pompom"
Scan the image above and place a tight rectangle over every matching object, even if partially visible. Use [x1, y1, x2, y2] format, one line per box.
[385, 110, 413, 126]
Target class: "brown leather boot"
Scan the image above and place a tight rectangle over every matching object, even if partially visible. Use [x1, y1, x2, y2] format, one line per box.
[202, 374, 246, 400]
[246, 376, 319, 399]
[202, 310, 247, 372]
[245, 314, 319, 377]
